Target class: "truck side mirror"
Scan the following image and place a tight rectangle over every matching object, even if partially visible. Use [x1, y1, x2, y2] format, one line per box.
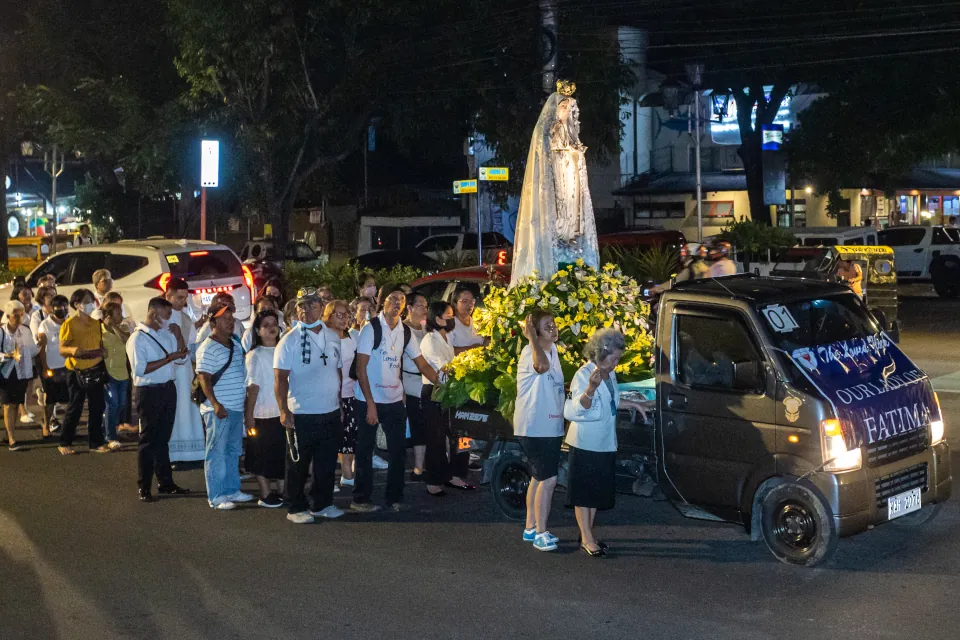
[732, 360, 763, 392]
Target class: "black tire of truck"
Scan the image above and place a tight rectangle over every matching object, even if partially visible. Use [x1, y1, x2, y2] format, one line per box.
[490, 452, 534, 520]
[932, 260, 960, 298]
[890, 503, 943, 528]
[760, 481, 838, 568]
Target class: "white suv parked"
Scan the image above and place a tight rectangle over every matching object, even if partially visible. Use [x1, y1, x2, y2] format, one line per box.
[13, 240, 254, 324]
[877, 225, 960, 297]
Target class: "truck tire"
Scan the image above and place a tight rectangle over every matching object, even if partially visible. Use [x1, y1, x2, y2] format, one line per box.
[932, 260, 960, 298]
[760, 481, 838, 567]
[890, 503, 942, 528]
[490, 452, 533, 520]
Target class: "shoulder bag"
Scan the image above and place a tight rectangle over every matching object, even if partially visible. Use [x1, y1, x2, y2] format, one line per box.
[76, 321, 108, 389]
[191, 336, 236, 405]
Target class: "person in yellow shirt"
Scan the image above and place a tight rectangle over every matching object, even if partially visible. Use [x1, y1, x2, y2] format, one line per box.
[58, 289, 108, 455]
[101, 302, 130, 451]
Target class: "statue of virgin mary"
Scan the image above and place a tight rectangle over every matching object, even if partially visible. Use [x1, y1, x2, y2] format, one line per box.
[510, 80, 599, 287]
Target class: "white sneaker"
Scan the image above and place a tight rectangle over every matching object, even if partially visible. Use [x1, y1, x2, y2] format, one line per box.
[211, 501, 236, 511]
[287, 511, 315, 524]
[310, 505, 344, 519]
[333, 484, 340, 493]
[372, 455, 389, 470]
[340, 478, 355, 487]
[20, 414, 34, 425]
[107, 440, 123, 451]
[226, 491, 255, 503]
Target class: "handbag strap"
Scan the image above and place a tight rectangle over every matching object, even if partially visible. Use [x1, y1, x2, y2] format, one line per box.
[138, 329, 169, 356]
[206, 335, 236, 388]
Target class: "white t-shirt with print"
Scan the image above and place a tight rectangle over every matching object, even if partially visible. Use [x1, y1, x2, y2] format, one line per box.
[196, 336, 246, 413]
[38, 316, 67, 370]
[355, 314, 421, 405]
[245, 346, 280, 419]
[274, 324, 342, 415]
[513, 343, 565, 437]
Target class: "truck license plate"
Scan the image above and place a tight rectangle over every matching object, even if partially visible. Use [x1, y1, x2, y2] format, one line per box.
[887, 488, 922, 520]
[201, 292, 215, 306]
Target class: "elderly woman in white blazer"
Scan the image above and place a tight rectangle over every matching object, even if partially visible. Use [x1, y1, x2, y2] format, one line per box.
[564, 328, 648, 558]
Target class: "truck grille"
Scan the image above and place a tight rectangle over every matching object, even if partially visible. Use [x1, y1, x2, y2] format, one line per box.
[865, 428, 928, 467]
[875, 463, 928, 509]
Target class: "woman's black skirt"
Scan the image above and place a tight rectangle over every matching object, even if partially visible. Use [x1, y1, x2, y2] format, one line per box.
[564, 446, 616, 510]
[244, 416, 286, 480]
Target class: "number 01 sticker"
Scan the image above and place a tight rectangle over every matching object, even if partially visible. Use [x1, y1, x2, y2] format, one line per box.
[762, 304, 799, 333]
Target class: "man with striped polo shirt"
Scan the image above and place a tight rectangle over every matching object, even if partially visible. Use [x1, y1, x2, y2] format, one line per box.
[196, 296, 249, 511]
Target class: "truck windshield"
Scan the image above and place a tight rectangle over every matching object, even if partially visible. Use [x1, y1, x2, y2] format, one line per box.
[760, 294, 881, 351]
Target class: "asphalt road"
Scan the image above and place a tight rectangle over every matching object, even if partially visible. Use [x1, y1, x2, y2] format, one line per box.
[2, 287, 960, 640]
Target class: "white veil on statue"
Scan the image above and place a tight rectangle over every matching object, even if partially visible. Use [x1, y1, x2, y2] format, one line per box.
[510, 87, 599, 287]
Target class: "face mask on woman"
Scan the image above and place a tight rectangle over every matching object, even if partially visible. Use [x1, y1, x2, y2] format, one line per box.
[362, 286, 377, 298]
[53, 308, 68, 320]
[445, 318, 456, 332]
[82, 302, 96, 315]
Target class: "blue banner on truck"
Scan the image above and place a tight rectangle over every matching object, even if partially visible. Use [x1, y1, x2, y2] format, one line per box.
[788, 334, 938, 449]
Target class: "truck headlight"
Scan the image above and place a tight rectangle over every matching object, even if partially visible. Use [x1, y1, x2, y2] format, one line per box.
[931, 393, 945, 445]
[931, 420, 945, 446]
[821, 419, 862, 472]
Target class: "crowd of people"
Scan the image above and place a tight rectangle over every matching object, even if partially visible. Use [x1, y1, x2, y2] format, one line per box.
[1, 267, 650, 558]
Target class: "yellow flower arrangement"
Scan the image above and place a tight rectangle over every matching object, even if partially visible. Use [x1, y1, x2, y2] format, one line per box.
[433, 263, 654, 419]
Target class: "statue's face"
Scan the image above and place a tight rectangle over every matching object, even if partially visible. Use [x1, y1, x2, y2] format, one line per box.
[557, 99, 572, 122]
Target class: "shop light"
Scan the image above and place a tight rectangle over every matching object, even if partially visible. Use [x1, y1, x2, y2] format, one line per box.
[921, 210, 933, 219]
[804, 186, 813, 195]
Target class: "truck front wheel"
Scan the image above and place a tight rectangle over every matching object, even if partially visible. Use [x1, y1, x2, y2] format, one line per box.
[490, 452, 533, 520]
[760, 482, 838, 567]
[932, 260, 960, 298]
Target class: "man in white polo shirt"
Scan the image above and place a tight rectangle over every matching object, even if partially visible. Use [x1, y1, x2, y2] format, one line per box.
[352, 285, 438, 512]
[274, 291, 344, 525]
[126, 297, 190, 503]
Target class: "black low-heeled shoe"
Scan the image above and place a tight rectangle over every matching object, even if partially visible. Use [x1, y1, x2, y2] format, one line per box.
[578, 535, 608, 550]
[427, 489, 447, 498]
[580, 544, 607, 558]
[444, 482, 477, 491]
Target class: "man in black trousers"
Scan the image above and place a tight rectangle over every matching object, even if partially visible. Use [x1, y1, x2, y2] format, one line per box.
[125, 297, 191, 502]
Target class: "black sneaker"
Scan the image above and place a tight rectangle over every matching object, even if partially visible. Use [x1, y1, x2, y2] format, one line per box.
[258, 493, 284, 508]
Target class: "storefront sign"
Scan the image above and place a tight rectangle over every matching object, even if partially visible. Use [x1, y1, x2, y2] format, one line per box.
[200, 140, 220, 188]
[787, 334, 938, 448]
[453, 180, 478, 194]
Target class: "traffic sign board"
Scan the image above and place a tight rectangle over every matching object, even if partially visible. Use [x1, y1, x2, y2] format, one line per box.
[479, 167, 509, 181]
[453, 179, 478, 194]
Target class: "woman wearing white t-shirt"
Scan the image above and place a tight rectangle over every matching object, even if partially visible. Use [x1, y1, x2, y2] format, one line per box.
[513, 310, 565, 552]
[563, 328, 649, 558]
[420, 301, 475, 497]
[449, 287, 486, 355]
[37, 295, 70, 439]
[402, 292, 429, 481]
[323, 300, 358, 488]
[243, 310, 285, 508]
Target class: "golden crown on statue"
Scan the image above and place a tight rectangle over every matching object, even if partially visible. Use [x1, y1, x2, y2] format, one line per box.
[556, 80, 577, 96]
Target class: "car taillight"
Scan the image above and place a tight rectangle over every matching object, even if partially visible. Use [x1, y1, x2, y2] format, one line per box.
[242, 264, 255, 302]
[145, 273, 173, 292]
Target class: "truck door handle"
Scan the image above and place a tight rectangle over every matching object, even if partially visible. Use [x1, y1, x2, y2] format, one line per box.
[914, 248, 924, 253]
[667, 393, 687, 409]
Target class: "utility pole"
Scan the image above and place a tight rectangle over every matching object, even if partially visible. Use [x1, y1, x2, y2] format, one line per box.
[540, 0, 558, 95]
[686, 64, 705, 243]
[44, 145, 65, 254]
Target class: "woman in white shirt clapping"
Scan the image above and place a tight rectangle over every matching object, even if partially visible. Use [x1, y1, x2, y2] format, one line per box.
[420, 301, 474, 497]
[563, 328, 648, 558]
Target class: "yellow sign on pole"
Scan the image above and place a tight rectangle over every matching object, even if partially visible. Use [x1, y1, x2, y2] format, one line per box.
[453, 179, 478, 194]
[263, 223, 273, 238]
[479, 167, 509, 181]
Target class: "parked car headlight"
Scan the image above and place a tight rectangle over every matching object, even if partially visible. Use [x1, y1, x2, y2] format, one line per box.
[821, 419, 862, 472]
[931, 393, 945, 445]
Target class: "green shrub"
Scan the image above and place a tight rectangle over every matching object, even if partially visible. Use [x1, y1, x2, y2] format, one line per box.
[717, 220, 795, 261]
[282, 260, 426, 301]
[0, 267, 32, 284]
[600, 244, 680, 284]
